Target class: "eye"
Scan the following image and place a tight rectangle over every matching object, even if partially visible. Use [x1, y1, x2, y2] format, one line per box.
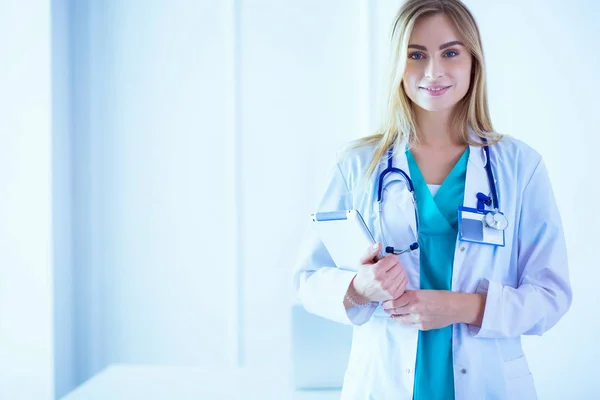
[409, 52, 425, 60]
[444, 50, 459, 58]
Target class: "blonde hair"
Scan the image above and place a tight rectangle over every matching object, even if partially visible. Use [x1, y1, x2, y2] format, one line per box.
[343, 0, 501, 187]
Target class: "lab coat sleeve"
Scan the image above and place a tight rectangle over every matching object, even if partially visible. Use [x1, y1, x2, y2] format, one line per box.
[293, 160, 377, 326]
[469, 158, 572, 338]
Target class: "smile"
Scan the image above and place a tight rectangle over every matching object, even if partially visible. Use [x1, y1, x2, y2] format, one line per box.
[419, 86, 451, 96]
[420, 86, 450, 91]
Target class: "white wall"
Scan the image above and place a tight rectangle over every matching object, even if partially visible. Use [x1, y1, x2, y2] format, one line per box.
[66, 0, 373, 385]
[51, 0, 75, 397]
[51, 0, 599, 398]
[67, 0, 239, 382]
[240, 0, 370, 368]
[0, 1, 55, 399]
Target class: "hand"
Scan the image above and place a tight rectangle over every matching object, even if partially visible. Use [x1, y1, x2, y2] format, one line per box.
[350, 242, 408, 303]
[383, 290, 482, 331]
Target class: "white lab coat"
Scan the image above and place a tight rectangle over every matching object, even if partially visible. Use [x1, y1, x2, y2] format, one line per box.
[293, 131, 572, 399]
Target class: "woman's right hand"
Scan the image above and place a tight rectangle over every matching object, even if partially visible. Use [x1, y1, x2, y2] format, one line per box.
[350, 242, 408, 303]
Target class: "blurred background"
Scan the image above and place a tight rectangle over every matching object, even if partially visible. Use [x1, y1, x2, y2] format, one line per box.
[0, 0, 599, 399]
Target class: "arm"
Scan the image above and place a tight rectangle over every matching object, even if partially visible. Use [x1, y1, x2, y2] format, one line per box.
[456, 293, 486, 327]
[469, 158, 573, 338]
[293, 161, 377, 326]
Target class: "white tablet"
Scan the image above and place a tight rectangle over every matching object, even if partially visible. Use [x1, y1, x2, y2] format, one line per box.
[310, 209, 384, 271]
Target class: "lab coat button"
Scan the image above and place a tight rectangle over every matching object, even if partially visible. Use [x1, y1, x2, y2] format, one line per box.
[406, 368, 411, 374]
[461, 368, 467, 374]
[460, 246, 466, 252]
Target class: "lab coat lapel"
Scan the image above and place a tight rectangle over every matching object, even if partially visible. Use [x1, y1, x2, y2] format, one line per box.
[452, 130, 490, 283]
[390, 140, 419, 240]
[368, 138, 420, 295]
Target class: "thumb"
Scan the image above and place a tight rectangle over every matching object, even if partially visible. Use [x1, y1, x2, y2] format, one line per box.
[359, 242, 381, 265]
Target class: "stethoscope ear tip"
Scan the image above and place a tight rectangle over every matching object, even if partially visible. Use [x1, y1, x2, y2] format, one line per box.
[385, 242, 419, 255]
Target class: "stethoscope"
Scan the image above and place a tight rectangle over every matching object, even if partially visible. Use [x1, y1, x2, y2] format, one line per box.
[480, 144, 509, 231]
[376, 141, 508, 255]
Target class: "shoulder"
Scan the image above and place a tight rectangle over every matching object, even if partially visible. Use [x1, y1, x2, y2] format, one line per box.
[334, 142, 380, 188]
[490, 134, 543, 170]
[336, 142, 378, 167]
[489, 134, 548, 189]
[492, 134, 540, 160]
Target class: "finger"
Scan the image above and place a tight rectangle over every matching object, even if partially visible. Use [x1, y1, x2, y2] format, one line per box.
[389, 303, 413, 315]
[390, 276, 408, 299]
[391, 314, 415, 326]
[381, 277, 405, 306]
[384, 289, 412, 309]
[390, 313, 408, 321]
[375, 254, 400, 274]
[382, 294, 402, 310]
[385, 301, 412, 315]
[359, 242, 381, 265]
[393, 313, 420, 324]
[387, 267, 406, 288]
[385, 264, 405, 282]
[382, 289, 402, 309]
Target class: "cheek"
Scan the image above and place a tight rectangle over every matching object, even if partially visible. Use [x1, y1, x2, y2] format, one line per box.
[456, 72, 472, 95]
[402, 73, 419, 99]
[455, 60, 473, 90]
[402, 64, 420, 83]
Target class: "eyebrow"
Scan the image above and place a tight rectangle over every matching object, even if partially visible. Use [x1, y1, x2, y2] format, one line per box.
[408, 40, 465, 51]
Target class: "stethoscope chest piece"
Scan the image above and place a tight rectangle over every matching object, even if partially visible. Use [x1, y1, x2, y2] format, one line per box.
[484, 211, 509, 231]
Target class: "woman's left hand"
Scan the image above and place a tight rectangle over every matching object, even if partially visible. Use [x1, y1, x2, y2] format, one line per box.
[382, 290, 485, 331]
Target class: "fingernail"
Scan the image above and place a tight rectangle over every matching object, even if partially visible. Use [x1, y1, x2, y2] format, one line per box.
[372, 243, 378, 250]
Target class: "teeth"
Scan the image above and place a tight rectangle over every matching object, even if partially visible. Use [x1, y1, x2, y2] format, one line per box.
[427, 87, 445, 91]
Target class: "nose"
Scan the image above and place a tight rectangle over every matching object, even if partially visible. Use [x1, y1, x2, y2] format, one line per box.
[424, 57, 444, 79]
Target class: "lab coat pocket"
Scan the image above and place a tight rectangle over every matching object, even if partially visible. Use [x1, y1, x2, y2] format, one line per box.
[504, 355, 537, 399]
[341, 342, 368, 398]
[343, 341, 366, 380]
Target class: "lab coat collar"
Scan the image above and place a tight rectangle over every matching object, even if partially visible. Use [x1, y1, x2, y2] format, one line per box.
[391, 137, 409, 171]
[464, 126, 492, 208]
[384, 126, 488, 170]
[467, 126, 488, 169]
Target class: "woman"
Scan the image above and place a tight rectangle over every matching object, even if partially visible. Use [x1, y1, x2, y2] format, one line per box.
[293, 0, 572, 399]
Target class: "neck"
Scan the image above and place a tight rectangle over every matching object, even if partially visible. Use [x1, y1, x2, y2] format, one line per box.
[413, 106, 462, 148]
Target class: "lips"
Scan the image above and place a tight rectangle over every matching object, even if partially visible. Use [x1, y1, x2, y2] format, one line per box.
[420, 85, 451, 91]
[419, 85, 451, 97]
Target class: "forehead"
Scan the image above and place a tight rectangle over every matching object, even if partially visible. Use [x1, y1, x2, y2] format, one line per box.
[409, 13, 462, 44]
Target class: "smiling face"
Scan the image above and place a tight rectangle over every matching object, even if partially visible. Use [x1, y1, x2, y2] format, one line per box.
[402, 13, 473, 113]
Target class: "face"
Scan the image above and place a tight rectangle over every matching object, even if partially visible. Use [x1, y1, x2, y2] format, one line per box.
[402, 13, 473, 113]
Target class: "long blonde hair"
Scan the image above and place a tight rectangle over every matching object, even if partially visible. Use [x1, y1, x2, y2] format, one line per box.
[344, 0, 501, 187]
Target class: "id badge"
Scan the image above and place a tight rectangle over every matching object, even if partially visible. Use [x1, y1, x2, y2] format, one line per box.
[458, 206, 505, 247]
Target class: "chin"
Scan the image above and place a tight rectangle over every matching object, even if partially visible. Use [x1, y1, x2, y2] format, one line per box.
[415, 101, 457, 113]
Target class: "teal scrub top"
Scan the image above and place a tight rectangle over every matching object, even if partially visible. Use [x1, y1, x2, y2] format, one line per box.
[406, 146, 470, 400]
